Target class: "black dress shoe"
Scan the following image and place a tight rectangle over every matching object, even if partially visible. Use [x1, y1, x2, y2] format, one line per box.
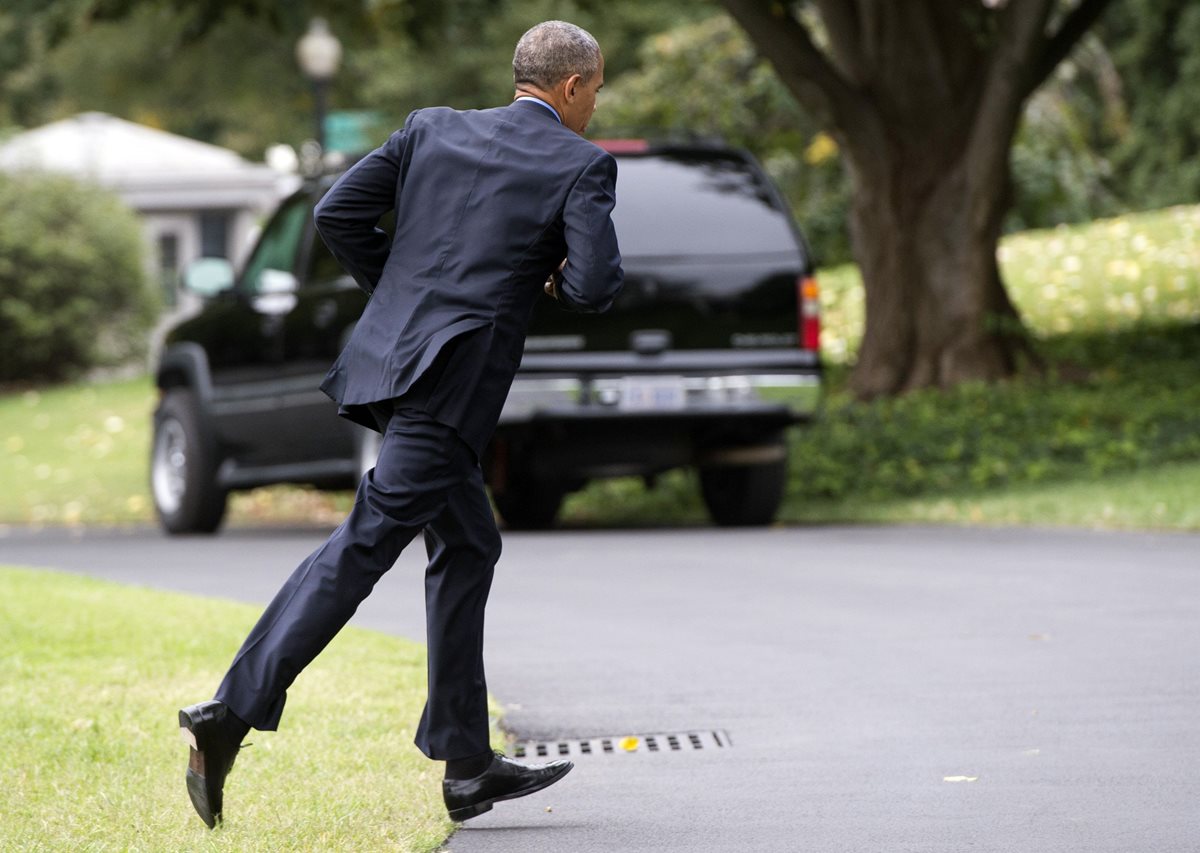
[443, 753, 573, 821]
[179, 701, 244, 828]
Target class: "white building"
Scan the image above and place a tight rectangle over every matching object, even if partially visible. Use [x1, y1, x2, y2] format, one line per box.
[0, 112, 299, 305]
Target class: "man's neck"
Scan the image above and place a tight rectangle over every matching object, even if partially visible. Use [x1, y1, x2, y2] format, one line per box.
[514, 89, 562, 123]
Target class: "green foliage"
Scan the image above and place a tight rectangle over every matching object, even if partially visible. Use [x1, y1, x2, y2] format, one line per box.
[34, 6, 319, 156]
[0, 1, 88, 125]
[353, 0, 708, 133]
[1099, 0, 1200, 210]
[1006, 39, 1124, 232]
[4, 0, 702, 158]
[788, 323, 1200, 504]
[1008, 1, 1200, 224]
[0, 171, 157, 383]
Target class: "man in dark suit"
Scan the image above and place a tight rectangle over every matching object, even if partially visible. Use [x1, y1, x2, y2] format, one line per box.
[178, 20, 623, 828]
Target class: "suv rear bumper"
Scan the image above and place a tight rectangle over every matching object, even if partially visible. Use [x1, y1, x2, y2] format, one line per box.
[491, 349, 821, 483]
[499, 348, 821, 425]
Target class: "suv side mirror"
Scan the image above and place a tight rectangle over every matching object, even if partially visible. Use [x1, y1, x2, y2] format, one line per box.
[183, 257, 235, 298]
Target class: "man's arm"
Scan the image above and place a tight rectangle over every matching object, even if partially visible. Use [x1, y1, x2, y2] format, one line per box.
[553, 151, 624, 313]
[313, 124, 410, 295]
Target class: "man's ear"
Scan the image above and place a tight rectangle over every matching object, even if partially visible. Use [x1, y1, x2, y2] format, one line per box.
[564, 73, 582, 102]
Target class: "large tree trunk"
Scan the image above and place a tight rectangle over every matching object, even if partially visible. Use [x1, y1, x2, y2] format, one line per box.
[845, 141, 1029, 397]
[720, 0, 1113, 398]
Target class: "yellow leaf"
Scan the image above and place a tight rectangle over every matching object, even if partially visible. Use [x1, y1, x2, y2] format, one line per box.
[804, 132, 839, 165]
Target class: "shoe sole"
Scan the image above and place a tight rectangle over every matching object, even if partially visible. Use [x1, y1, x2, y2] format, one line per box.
[447, 762, 573, 822]
[179, 706, 219, 828]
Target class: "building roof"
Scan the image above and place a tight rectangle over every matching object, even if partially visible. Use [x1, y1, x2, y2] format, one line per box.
[0, 112, 295, 211]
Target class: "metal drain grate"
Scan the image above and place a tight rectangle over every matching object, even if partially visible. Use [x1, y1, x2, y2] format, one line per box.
[512, 729, 730, 759]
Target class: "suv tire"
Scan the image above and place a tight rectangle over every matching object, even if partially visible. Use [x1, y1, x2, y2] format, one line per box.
[151, 388, 227, 534]
[699, 443, 788, 527]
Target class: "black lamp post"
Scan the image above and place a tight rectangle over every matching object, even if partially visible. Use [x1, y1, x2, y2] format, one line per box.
[296, 18, 342, 151]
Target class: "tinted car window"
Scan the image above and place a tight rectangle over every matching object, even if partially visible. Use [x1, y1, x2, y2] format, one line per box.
[612, 153, 796, 258]
[240, 196, 309, 294]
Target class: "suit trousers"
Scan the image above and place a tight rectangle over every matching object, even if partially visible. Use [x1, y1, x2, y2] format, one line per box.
[214, 406, 501, 760]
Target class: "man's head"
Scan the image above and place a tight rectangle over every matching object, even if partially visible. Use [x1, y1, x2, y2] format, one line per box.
[513, 21, 604, 135]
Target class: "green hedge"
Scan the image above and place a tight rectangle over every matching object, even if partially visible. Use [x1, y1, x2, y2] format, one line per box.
[788, 323, 1200, 502]
[0, 171, 157, 383]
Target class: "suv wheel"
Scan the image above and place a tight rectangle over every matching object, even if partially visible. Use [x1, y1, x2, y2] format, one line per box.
[493, 474, 566, 530]
[699, 442, 788, 527]
[151, 388, 227, 534]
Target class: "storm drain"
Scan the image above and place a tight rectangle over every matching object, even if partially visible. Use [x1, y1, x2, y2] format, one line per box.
[512, 729, 731, 759]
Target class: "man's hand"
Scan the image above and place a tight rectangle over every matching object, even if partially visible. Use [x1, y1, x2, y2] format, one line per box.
[544, 258, 567, 300]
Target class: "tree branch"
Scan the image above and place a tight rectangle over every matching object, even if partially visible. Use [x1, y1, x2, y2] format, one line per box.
[997, 0, 1056, 70]
[813, 0, 868, 84]
[1027, 0, 1116, 95]
[963, 0, 1054, 218]
[719, 0, 862, 130]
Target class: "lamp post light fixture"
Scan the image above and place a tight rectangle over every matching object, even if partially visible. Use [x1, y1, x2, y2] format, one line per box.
[296, 17, 342, 151]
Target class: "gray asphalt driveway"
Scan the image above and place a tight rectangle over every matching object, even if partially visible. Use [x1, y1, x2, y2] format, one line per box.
[3, 524, 1198, 852]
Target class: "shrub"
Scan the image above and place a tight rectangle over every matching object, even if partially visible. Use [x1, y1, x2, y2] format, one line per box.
[788, 323, 1200, 503]
[0, 171, 158, 383]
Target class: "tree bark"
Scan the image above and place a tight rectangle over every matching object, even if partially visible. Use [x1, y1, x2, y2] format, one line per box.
[844, 148, 1028, 397]
[721, 0, 1113, 398]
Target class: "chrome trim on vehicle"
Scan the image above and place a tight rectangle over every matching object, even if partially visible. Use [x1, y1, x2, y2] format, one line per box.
[151, 418, 188, 514]
[216, 457, 358, 490]
[500, 370, 820, 424]
[518, 349, 819, 373]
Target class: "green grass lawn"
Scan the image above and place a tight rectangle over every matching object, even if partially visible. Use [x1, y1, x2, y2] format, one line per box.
[559, 459, 1200, 532]
[0, 566, 455, 851]
[818, 204, 1200, 362]
[779, 459, 1200, 530]
[1, 377, 154, 525]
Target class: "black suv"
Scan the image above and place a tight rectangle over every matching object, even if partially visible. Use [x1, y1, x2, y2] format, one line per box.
[151, 141, 822, 533]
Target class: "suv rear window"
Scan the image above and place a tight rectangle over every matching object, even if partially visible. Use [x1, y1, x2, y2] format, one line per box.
[612, 151, 798, 259]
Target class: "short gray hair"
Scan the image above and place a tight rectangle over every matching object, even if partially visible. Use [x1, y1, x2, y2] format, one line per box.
[513, 21, 601, 90]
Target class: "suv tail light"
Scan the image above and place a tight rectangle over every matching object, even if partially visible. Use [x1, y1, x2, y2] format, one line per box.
[797, 275, 821, 352]
[595, 139, 650, 154]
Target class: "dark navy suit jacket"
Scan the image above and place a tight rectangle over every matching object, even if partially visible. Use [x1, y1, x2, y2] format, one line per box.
[314, 99, 624, 455]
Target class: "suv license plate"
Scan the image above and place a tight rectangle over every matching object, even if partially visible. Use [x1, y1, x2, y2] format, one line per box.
[619, 376, 687, 411]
